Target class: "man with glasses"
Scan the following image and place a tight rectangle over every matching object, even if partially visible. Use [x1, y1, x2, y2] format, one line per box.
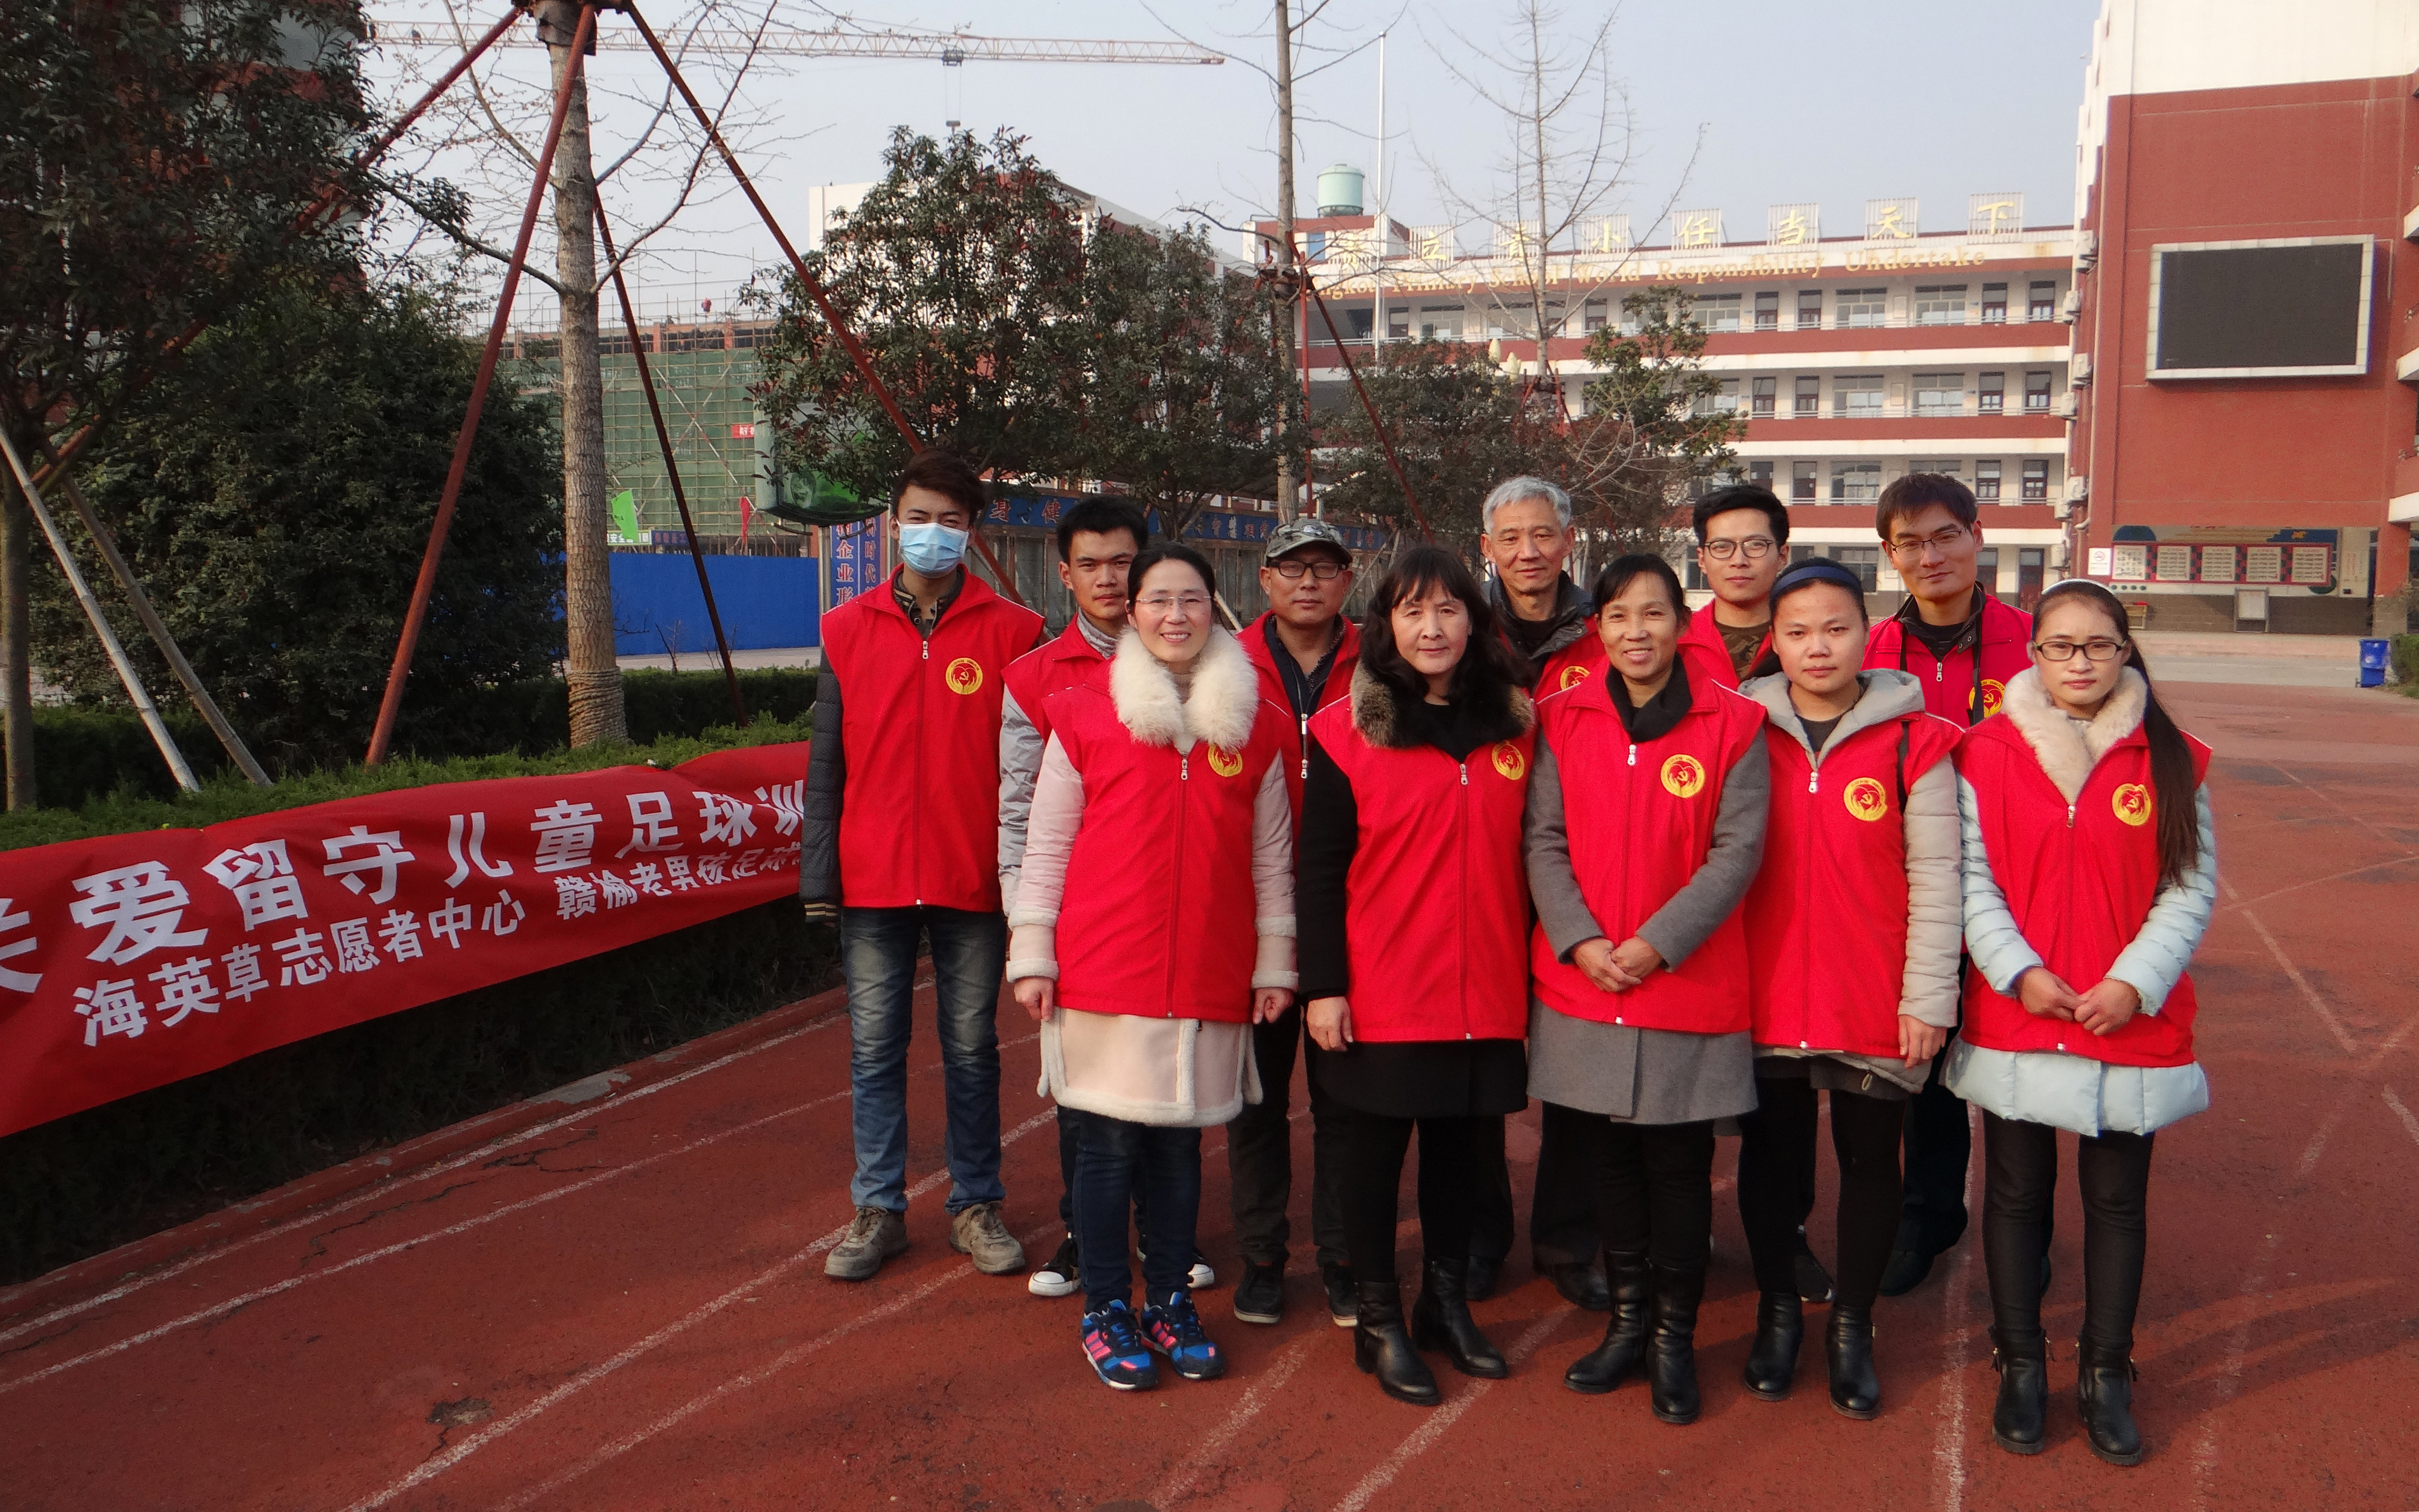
[1862, 471, 2035, 1297]
[1675, 483, 1789, 691]
[1228, 516, 1360, 1328]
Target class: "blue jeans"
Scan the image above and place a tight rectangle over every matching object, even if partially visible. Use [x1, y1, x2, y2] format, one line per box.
[1071, 1109, 1201, 1313]
[840, 906, 1007, 1216]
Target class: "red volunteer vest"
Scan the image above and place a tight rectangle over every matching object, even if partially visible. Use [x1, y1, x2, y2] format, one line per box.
[1310, 699, 1532, 1043]
[1865, 594, 2032, 725]
[1004, 618, 1109, 749]
[819, 571, 1042, 911]
[1534, 634, 1606, 698]
[1955, 715, 2212, 1068]
[1528, 672, 1768, 1033]
[1745, 710, 1965, 1056]
[1675, 606, 1770, 694]
[1240, 612, 1359, 823]
[1048, 674, 1289, 1023]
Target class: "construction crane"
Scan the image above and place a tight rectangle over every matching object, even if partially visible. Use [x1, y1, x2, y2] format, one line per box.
[366, 15, 1226, 65]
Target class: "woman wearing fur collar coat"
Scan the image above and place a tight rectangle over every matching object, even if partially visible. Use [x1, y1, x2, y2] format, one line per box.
[1297, 546, 1538, 1407]
[1947, 579, 2216, 1468]
[1008, 543, 1298, 1394]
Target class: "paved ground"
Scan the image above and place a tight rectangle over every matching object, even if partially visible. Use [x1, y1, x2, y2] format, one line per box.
[2136, 631, 2385, 689]
[2, 681, 2414, 1512]
[617, 646, 821, 672]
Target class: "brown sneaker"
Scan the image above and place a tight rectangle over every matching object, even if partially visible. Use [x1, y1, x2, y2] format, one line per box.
[950, 1201, 1027, 1275]
[824, 1205, 908, 1280]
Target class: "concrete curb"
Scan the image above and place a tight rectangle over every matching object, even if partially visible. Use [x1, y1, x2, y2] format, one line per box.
[0, 979, 853, 1323]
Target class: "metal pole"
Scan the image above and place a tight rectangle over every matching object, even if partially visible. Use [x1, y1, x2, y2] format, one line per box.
[365, 2, 596, 767]
[596, 202, 747, 726]
[618, 2, 1031, 608]
[0, 428, 200, 793]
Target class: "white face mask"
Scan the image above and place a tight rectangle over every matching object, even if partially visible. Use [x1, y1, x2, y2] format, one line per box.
[898, 521, 969, 576]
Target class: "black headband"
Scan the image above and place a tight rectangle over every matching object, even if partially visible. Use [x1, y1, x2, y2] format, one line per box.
[1770, 559, 1866, 599]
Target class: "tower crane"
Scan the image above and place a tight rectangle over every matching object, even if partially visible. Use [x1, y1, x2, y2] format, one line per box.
[366, 14, 1225, 66]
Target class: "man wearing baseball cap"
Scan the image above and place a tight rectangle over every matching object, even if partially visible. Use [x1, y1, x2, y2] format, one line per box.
[1227, 515, 1361, 1329]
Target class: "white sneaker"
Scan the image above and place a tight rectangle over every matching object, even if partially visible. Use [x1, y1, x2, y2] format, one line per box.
[1029, 1233, 1081, 1298]
[1136, 1240, 1216, 1290]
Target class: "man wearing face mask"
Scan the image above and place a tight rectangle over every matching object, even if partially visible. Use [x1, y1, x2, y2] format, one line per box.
[802, 449, 1045, 1285]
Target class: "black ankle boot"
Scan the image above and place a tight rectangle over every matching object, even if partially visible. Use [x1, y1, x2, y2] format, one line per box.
[1410, 1257, 1507, 1379]
[1563, 1248, 1649, 1394]
[1353, 1280, 1440, 1406]
[2076, 1341, 2145, 1466]
[1989, 1330, 2047, 1456]
[1645, 1262, 1706, 1425]
[1742, 1291, 1803, 1401]
[1826, 1303, 1881, 1420]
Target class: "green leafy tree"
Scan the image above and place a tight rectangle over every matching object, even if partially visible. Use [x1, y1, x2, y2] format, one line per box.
[1575, 282, 1746, 542]
[1317, 340, 1556, 547]
[32, 277, 564, 773]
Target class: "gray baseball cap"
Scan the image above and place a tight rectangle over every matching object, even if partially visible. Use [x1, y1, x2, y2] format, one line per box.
[1263, 515, 1352, 564]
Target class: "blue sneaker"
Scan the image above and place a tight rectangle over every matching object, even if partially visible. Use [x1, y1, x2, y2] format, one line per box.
[1140, 1291, 1226, 1381]
[1080, 1300, 1158, 1391]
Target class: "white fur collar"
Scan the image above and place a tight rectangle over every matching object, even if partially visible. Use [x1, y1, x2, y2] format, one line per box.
[1999, 666, 2148, 802]
[1109, 625, 1260, 752]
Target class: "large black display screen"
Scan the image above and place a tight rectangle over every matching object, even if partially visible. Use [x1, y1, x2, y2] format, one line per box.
[2150, 238, 2371, 378]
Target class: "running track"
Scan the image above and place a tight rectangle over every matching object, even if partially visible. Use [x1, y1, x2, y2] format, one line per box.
[2, 681, 2414, 1510]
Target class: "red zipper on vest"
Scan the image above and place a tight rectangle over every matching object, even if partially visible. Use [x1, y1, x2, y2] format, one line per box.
[914, 631, 928, 905]
[1167, 749, 1189, 1016]
[1458, 758, 1473, 1040]
[1299, 713, 1311, 780]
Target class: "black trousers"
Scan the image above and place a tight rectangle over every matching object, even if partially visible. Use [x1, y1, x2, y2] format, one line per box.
[1226, 1005, 1348, 1269]
[1737, 1077, 1904, 1309]
[1466, 1102, 1600, 1267]
[1335, 1104, 1491, 1285]
[1550, 1103, 1714, 1272]
[1895, 1042, 1974, 1257]
[1982, 1112, 2154, 1356]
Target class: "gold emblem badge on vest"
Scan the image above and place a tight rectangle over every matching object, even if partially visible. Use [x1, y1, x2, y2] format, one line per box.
[1659, 752, 1706, 799]
[1206, 745, 1245, 778]
[1979, 678, 2007, 718]
[2111, 782, 2152, 826]
[1557, 663, 1590, 692]
[1843, 776, 1889, 822]
[1490, 741, 1526, 781]
[943, 657, 984, 695]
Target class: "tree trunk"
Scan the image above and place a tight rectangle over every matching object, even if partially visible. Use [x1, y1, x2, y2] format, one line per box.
[1272, 0, 1299, 523]
[545, 5, 628, 746]
[1, 464, 34, 810]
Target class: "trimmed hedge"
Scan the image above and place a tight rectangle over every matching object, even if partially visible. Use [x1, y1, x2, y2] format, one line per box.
[0, 898, 837, 1284]
[6, 667, 818, 811]
[2391, 633, 2419, 689]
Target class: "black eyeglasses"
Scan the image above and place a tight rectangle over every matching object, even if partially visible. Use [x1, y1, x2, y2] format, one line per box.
[2033, 638, 2128, 663]
[1271, 558, 1346, 581]
[1701, 537, 1776, 561]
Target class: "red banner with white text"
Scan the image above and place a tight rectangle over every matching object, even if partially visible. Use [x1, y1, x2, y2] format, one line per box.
[0, 743, 811, 1138]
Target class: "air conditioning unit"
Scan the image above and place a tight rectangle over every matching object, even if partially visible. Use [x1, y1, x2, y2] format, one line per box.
[2064, 475, 2090, 503]
[2074, 229, 2098, 271]
[2056, 391, 2080, 418]
[2070, 352, 2093, 386]
[2061, 289, 2083, 321]
[2054, 498, 2084, 520]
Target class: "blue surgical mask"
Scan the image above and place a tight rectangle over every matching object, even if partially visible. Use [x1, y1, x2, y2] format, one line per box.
[898, 521, 969, 577]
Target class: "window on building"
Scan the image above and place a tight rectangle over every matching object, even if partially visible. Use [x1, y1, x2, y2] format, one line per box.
[1793, 375, 1821, 417]
[1833, 373, 1884, 418]
[1796, 289, 1825, 328]
[1750, 376, 1777, 418]
[1913, 373, 1965, 417]
[1583, 299, 1609, 332]
[1304, 230, 1328, 261]
[1978, 372, 2005, 414]
[2023, 371, 2053, 412]
[1754, 291, 1780, 331]
[1908, 459, 1962, 477]
[1914, 285, 1969, 325]
[2021, 459, 2050, 500]
[1748, 459, 1774, 488]
[1694, 377, 1742, 416]
[2016, 546, 2046, 608]
[1419, 305, 1463, 340]
[1388, 312, 1410, 339]
[1981, 282, 2008, 323]
[1691, 292, 1742, 332]
[1975, 546, 2001, 596]
[1831, 462, 1882, 503]
[1837, 287, 1888, 328]
[1975, 459, 2003, 501]
[1833, 545, 1882, 590]
[1791, 461, 1817, 501]
[2028, 281, 2056, 322]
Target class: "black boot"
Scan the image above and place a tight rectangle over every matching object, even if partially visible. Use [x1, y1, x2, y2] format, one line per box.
[1645, 1261, 1706, 1425]
[1989, 1330, 2047, 1456]
[1410, 1257, 1507, 1379]
[1741, 1291, 1803, 1401]
[1826, 1303, 1881, 1420]
[1563, 1248, 1650, 1394]
[1353, 1280, 1440, 1406]
[2076, 1342, 2145, 1466]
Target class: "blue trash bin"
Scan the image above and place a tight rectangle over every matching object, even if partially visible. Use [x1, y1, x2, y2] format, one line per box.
[2358, 638, 2387, 687]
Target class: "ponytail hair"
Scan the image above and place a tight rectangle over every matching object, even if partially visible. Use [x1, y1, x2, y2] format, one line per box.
[2034, 579, 2202, 888]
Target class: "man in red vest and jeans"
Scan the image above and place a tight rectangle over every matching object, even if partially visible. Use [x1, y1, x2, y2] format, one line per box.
[802, 449, 1044, 1283]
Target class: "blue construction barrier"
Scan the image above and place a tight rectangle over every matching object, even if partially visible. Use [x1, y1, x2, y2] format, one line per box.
[610, 551, 819, 655]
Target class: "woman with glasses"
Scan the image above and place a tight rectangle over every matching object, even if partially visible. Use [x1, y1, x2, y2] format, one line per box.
[1008, 542, 1297, 1393]
[1731, 560, 1966, 1420]
[1946, 579, 2214, 1466]
[1526, 553, 1770, 1426]
[1297, 546, 1536, 1406]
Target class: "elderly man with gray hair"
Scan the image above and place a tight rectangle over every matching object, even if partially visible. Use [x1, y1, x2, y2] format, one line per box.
[1464, 473, 1614, 1314]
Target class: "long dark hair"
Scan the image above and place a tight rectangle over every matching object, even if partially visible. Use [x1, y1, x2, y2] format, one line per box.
[2034, 579, 2202, 888]
[1361, 545, 1531, 704]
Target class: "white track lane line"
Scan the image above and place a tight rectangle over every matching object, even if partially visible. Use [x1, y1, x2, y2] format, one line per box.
[1930, 1102, 1978, 1512]
[338, 1109, 1058, 1512]
[1154, 1332, 1321, 1507]
[1330, 1306, 1575, 1512]
[2382, 1087, 2419, 1149]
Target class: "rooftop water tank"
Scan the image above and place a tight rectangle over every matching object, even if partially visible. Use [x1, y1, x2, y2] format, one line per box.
[1316, 163, 1365, 216]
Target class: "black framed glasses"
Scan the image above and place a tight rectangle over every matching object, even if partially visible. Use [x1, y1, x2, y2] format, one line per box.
[1887, 524, 1971, 560]
[2033, 638, 2128, 663]
[1271, 558, 1346, 581]
[1701, 537, 1776, 561]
